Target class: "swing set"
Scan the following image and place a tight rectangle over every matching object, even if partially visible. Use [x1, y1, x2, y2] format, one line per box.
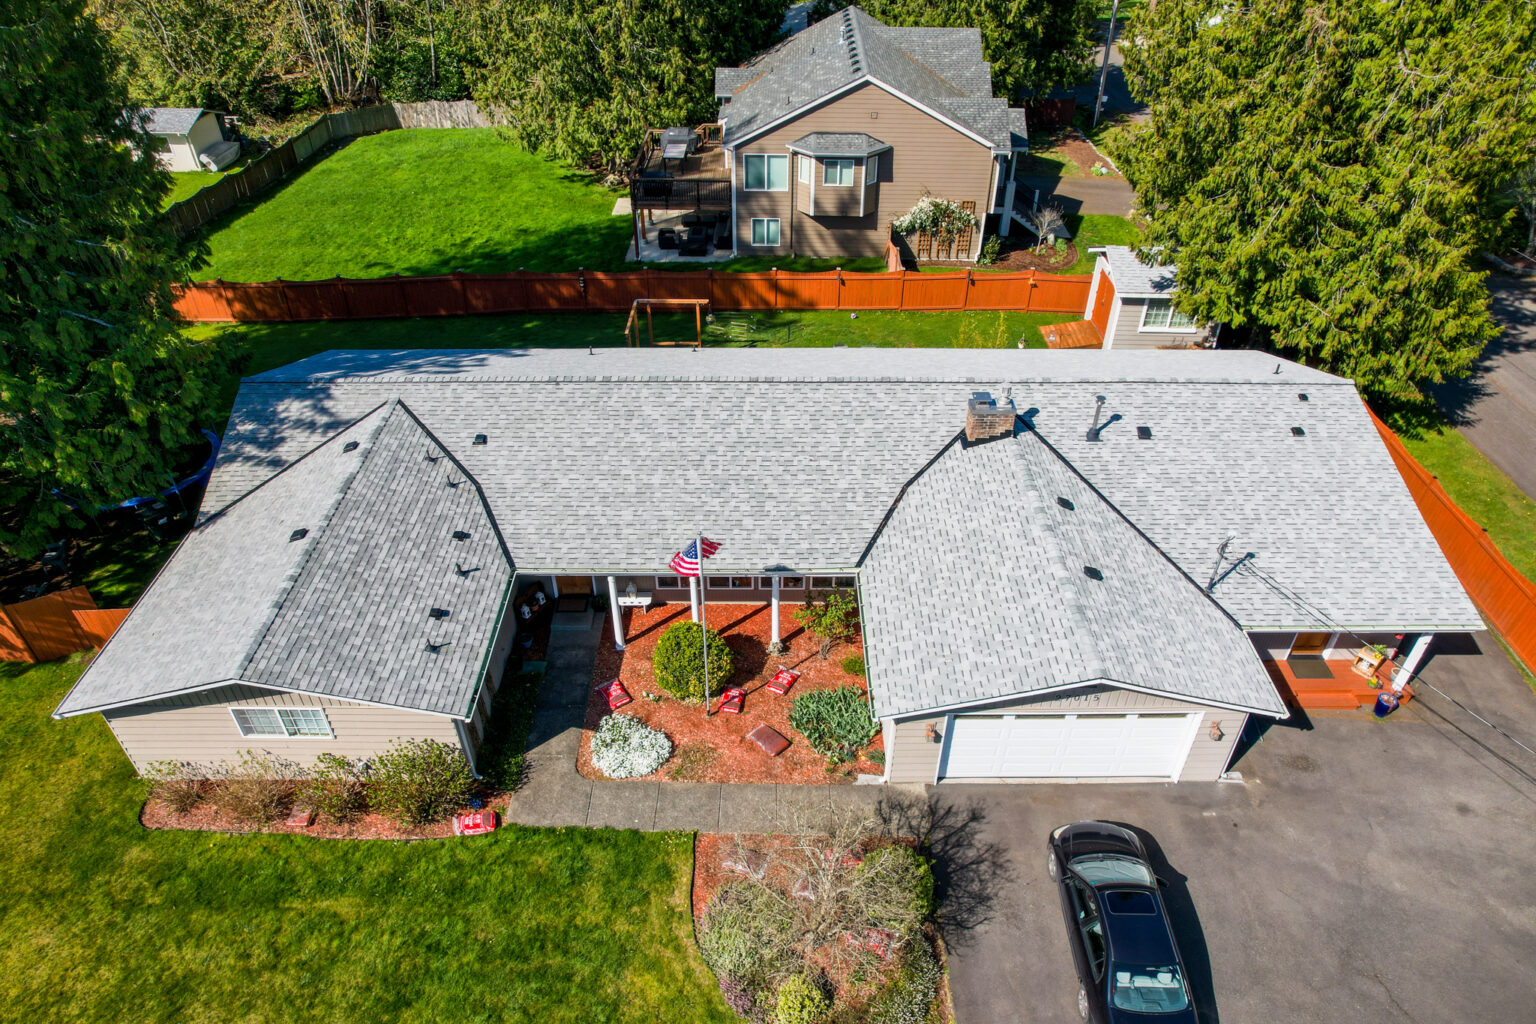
[623, 298, 710, 348]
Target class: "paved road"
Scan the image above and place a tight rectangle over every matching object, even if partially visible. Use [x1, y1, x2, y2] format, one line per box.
[1073, 20, 1145, 120]
[1014, 174, 1134, 218]
[1434, 272, 1536, 500]
[939, 631, 1536, 1024]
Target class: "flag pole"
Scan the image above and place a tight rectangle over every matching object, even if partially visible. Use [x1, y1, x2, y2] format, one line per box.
[699, 531, 710, 718]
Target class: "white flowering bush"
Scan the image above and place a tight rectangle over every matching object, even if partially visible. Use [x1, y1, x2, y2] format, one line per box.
[590, 713, 673, 778]
[891, 192, 977, 255]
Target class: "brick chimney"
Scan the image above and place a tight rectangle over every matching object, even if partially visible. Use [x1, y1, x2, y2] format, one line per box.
[965, 392, 1016, 444]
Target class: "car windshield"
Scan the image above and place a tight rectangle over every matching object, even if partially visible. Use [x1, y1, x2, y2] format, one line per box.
[1070, 854, 1155, 886]
[1111, 962, 1190, 1014]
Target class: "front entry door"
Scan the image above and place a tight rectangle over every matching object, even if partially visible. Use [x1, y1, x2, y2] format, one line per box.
[555, 575, 594, 596]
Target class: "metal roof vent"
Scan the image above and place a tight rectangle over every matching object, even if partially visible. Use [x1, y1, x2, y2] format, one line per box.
[288, 528, 308, 542]
[342, 441, 359, 453]
[1291, 426, 1306, 437]
[473, 433, 487, 445]
[428, 607, 450, 620]
[424, 639, 451, 653]
[452, 530, 470, 541]
[1057, 496, 1075, 511]
[1084, 566, 1105, 582]
[1086, 395, 1109, 442]
[1137, 426, 1153, 440]
[1298, 393, 1310, 402]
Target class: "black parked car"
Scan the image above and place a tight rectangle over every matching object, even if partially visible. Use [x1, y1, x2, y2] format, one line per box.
[1046, 821, 1198, 1023]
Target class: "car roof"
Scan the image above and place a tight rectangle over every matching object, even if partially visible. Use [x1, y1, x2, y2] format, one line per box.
[1096, 887, 1179, 965]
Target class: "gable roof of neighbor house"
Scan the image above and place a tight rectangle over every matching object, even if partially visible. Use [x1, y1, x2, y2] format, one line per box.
[1100, 245, 1177, 297]
[860, 425, 1287, 718]
[138, 107, 207, 136]
[61, 348, 1481, 725]
[716, 6, 1022, 151]
[53, 400, 513, 720]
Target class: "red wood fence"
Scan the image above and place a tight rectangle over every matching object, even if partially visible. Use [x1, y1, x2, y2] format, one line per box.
[0, 586, 99, 663]
[1371, 411, 1536, 673]
[173, 267, 1093, 322]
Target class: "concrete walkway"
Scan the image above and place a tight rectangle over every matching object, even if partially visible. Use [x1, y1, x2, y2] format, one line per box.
[507, 622, 890, 833]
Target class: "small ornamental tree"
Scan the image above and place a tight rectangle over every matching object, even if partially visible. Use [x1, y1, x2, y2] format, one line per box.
[891, 192, 978, 258]
[793, 589, 860, 660]
[652, 620, 734, 702]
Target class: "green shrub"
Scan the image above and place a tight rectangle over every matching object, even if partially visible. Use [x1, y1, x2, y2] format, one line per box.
[370, 738, 473, 825]
[212, 752, 297, 825]
[700, 881, 797, 991]
[652, 620, 734, 702]
[867, 748, 886, 767]
[773, 974, 829, 1024]
[861, 845, 936, 924]
[589, 713, 672, 778]
[301, 752, 369, 823]
[840, 653, 866, 677]
[793, 589, 859, 659]
[789, 686, 877, 761]
[977, 235, 1003, 266]
[866, 940, 941, 1024]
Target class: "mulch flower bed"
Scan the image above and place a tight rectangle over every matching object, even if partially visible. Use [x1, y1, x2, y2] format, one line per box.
[140, 786, 505, 840]
[921, 233, 1080, 273]
[583, 602, 882, 784]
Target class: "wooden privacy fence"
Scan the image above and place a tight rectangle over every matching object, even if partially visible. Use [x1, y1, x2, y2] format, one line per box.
[164, 101, 495, 237]
[0, 586, 109, 664]
[1370, 411, 1536, 673]
[174, 267, 1093, 322]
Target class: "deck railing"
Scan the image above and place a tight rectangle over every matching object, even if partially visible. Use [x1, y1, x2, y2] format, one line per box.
[631, 176, 732, 211]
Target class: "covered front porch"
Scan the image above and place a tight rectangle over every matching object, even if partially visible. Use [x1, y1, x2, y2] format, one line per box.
[1255, 632, 1437, 710]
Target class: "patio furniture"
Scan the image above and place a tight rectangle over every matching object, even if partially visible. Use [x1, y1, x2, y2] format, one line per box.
[717, 686, 745, 714]
[766, 667, 800, 695]
[596, 678, 633, 710]
[747, 723, 790, 756]
[679, 232, 710, 257]
[657, 228, 679, 250]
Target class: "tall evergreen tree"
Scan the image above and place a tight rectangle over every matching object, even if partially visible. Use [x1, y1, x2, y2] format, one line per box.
[470, 0, 788, 171]
[1, 0, 222, 556]
[1120, 0, 1536, 398]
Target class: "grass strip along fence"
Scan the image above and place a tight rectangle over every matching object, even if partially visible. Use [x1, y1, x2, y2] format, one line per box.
[1370, 410, 1536, 675]
[173, 267, 1093, 321]
[164, 101, 492, 238]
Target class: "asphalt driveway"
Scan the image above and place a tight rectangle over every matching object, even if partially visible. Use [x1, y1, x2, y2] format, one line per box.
[931, 632, 1536, 1023]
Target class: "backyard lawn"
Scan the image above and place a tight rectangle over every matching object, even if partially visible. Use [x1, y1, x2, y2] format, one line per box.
[0, 656, 734, 1024]
[1063, 213, 1141, 274]
[165, 169, 228, 207]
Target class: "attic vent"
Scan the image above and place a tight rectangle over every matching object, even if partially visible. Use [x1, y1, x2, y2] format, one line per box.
[1084, 566, 1105, 582]
[1291, 426, 1306, 437]
[1136, 426, 1153, 440]
[473, 433, 487, 445]
[428, 607, 450, 620]
[1057, 496, 1075, 511]
[1298, 393, 1310, 402]
[342, 441, 359, 453]
[452, 530, 470, 541]
[288, 528, 308, 542]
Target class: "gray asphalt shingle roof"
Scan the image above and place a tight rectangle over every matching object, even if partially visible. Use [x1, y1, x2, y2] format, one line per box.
[1101, 245, 1177, 295]
[787, 132, 890, 156]
[860, 426, 1287, 718]
[718, 6, 1014, 150]
[138, 107, 205, 135]
[54, 400, 512, 719]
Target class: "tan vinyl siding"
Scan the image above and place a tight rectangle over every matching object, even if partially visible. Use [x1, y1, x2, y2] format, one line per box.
[733, 83, 994, 259]
[103, 683, 461, 775]
[885, 685, 1246, 784]
[1108, 296, 1214, 351]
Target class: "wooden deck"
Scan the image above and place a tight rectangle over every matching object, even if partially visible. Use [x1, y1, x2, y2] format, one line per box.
[1041, 319, 1103, 349]
[1263, 658, 1409, 711]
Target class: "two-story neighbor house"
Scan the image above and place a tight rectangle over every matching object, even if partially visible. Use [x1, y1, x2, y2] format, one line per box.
[55, 348, 1481, 786]
[631, 6, 1030, 262]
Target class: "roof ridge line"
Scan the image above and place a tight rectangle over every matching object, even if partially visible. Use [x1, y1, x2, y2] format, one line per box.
[234, 399, 401, 680]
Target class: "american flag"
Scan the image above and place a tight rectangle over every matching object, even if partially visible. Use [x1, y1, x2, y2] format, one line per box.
[669, 537, 720, 577]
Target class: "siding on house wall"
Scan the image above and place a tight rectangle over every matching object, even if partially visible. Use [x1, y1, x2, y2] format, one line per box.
[732, 83, 995, 260]
[1104, 297, 1206, 351]
[103, 683, 462, 775]
[884, 685, 1246, 784]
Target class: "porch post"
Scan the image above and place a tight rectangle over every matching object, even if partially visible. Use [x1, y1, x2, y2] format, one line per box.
[1000, 171, 1017, 238]
[689, 576, 700, 623]
[1392, 633, 1434, 693]
[768, 576, 784, 654]
[607, 575, 626, 650]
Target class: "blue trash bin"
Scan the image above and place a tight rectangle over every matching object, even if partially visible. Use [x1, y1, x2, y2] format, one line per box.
[1373, 692, 1400, 718]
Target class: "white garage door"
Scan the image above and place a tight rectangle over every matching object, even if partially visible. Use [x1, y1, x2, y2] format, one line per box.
[939, 712, 1198, 780]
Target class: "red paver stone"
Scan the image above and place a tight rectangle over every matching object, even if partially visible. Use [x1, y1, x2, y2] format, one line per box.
[747, 724, 790, 756]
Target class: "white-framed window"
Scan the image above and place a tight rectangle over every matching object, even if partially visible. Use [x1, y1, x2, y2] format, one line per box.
[744, 153, 788, 191]
[654, 575, 684, 589]
[230, 706, 333, 738]
[797, 154, 811, 183]
[758, 575, 806, 591]
[707, 575, 757, 590]
[750, 217, 781, 246]
[822, 158, 855, 186]
[866, 154, 879, 183]
[1139, 298, 1198, 332]
[809, 575, 856, 590]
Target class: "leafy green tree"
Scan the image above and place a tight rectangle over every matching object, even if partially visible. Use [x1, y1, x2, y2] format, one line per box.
[821, 0, 1100, 98]
[1120, 0, 1536, 398]
[469, 0, 788, 171]
[793, 588, 859, 659]
[1, 0, 222, 556]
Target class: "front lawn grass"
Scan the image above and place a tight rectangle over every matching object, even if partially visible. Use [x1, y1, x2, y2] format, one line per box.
[193, 129, 632, 282]
[0, 656, 733, 1024]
